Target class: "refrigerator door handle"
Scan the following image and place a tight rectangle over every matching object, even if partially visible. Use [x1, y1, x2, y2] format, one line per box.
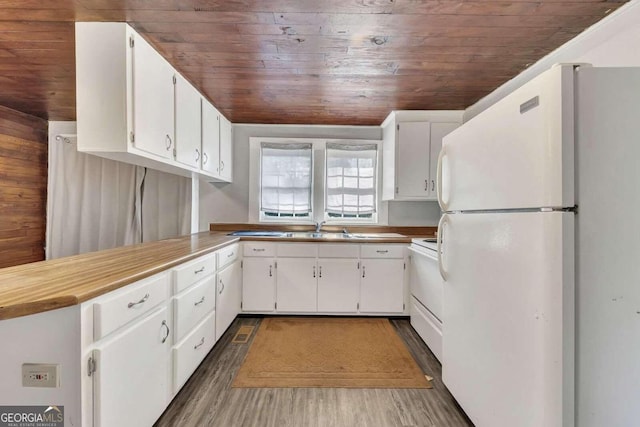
[437, 213, 449, 281]
[437, 147, 449, 212]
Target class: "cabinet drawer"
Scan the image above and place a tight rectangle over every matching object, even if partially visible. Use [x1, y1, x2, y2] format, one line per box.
[410, 296, 442, 362]
[276, 243, 318, 258]
[173, 311, 216, 393]
[94, 272, 169, 340]
[318, 244, 359, 258]
[217, 243, 239, 270]
[173, 275, 217, 343]
[360, 244, 405, 259]
[172, 253, 216, 294]
[243, 242, 276, 257]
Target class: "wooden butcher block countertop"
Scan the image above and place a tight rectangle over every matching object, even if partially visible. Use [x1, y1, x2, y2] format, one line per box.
[0, 225, 435, 321]
[0, 232, 237, 321]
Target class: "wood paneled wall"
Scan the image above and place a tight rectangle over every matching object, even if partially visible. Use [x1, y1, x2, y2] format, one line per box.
[0, 105, 48, 268]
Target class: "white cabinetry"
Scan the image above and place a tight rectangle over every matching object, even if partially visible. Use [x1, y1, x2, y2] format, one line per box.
[174, 73, 202, 169]
[76, 22, 233, 181]
[276, 257, 318, 312]
[89, 272, 172, 427]
[317, 244, 360, 313]
[216, 260, 241, 340]
[202, 101, 221, 176]
[360, 245, 406, 313]
[242, 258, 276, 312]
[219, 115, 233, 182]
[381, 111, 463, 201]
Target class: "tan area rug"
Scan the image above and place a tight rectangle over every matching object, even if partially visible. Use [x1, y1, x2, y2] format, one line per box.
[232, 317, 431, 388]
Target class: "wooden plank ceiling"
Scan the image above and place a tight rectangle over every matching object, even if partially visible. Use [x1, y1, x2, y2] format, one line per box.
[0, 0, 629, 125]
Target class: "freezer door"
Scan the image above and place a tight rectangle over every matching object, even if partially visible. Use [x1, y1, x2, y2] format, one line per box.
[441, 211, 574, 427]
[438, 65, 575, 212]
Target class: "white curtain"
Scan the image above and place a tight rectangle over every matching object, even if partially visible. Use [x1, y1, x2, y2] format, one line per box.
[47, 123, 191, 259]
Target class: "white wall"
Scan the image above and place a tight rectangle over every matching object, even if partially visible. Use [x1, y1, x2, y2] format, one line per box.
[199, 124, 443, 228]
[465, 0, 640, 121]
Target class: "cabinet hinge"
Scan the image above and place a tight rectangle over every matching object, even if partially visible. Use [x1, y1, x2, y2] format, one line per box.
[275, 302, 277, 310]
[404, 262, 406, 270]
[357, 302, 360, 310]
[395, 186, 399, 194]
[87, 356, 96, 377]
[397, 124, 400, 131]
[240, 301, 243, 309]
[357, 261, 360, 269]
[129, 37, 134, 48]
[129, 131, 135, 143]
[173, 148, 177, 158]
[240, 260, 243, 268]
[403, 303, 406, 311]
[275, 261, 278, 268]
[172, 75, 176, 85]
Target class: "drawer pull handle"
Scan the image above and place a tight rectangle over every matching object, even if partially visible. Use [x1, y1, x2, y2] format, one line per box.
[194, 337, 205, 350]
[376, 250, 389, 254]
[128, 293, 149, 308]
[319, 266, 322, 278]
[161, 320, 170, 343]
[269, 265, 272, 277]
[219, 280, 225, 294]
[313, 265, 316, 278]
[362, 265, 366, 278]
[194, 296, 205, 306]
[194, 267, 205, 274]
[227, 252, 234, 258]
[252, 248, 265, 252]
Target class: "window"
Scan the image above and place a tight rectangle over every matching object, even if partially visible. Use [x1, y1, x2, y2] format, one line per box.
[260, 142, 313, 219]
[325, 142, 377, 220]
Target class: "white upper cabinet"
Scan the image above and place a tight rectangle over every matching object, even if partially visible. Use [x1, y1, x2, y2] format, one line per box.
[219, 115, 233, 182]
[174, 73, 202, 169]
[75, 22, 232, 181]
[381, 111, 463, 201]
[201, 100, 221, 176]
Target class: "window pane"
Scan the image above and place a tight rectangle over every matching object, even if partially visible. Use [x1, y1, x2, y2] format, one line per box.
[260, 143, 313, 217]
[325, 143, 377, 217]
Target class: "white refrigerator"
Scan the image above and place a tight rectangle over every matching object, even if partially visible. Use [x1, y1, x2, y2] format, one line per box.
[437, 64, 640, 427]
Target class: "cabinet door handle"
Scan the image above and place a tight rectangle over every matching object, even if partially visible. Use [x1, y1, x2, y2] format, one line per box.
[219, 280, 225, 294]
[425, 179, 428, 191]
[203, 152, 208, 165]
[194, 296, 205, 306]
[127, 293, 149, 308]
[376, 250, 389, 254]
[431, 179, 435, 192]
[220, 160, 225, 171]
[194, 337, 205, 350]
[319, 265, 322, 278]
[194, 267, 205, 274]
[195, 148, 200, 162]
[161, 320, 170, 343]
[269, 265, 273, 277]
[165, 134, 172, 150]
[313, 265, 316, 278]
[362, 265, 366, 278]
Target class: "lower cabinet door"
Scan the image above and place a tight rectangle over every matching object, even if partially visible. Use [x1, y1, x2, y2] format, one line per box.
[276, 258, 317, 312]
[317, 258, 360, 313]
[173, 311, 216, 393]
[242, 257, 276, 312]
[93, 306, 171, 427]
[360, 259, 405, 313]
[216, 260, 241, 340]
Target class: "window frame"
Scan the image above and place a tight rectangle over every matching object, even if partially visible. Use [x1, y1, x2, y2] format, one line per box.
[248, 137, 385, 225]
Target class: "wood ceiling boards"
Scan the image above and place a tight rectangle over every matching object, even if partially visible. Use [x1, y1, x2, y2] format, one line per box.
[0, 0, 629, 125]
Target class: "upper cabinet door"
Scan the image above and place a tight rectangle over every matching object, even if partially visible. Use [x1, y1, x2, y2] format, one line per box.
[174, 74, 202, 169]
[131, 32, 175, 159]
[219, 116, 233, 182]
[397, 122, 431, 198]
[202, 101, 221, 176]
[429, 123, 459, 199]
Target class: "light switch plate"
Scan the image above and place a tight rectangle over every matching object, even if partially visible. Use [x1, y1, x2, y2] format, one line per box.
[22, 363, 60, 388]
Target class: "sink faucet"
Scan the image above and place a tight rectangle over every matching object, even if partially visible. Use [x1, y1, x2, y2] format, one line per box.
[315, 221, 326, 232]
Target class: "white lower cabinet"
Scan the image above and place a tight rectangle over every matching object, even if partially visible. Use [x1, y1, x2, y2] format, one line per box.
[216, 260, 241, 340]
[242, 257, 276, 312]
[317, 258, 360, 313]
[173, 311, 216, 392]
[93, 305, 171, 427]
[276, 257, 318, 312]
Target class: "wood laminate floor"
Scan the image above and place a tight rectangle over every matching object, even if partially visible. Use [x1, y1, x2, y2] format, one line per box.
[155, 317, 473, 427]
